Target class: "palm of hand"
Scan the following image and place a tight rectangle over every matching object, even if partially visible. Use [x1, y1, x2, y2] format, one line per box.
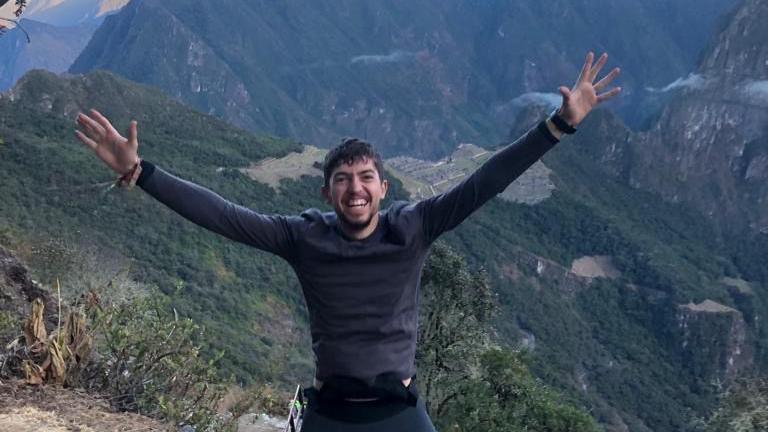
[75, 110, 139, 175]
[558, 53, 621, 127]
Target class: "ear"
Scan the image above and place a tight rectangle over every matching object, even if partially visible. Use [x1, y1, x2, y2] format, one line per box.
[321, 185, 332, 204]
[381, 179, 389, 199]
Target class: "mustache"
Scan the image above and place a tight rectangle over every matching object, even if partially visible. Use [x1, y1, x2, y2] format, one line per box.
[342, 194, 371, 200]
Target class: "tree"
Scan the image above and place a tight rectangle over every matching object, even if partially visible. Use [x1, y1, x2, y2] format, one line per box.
[699, 377, 768, 432]
[418, 242, 496, 416]
[417, 242, 599, 431]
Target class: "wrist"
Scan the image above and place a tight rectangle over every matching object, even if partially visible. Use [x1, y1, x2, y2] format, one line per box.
[117, 158, 143, 189]
[119, 157, 141, 176]
[545, 117, 564, 140]
[549, 109, 577, 135]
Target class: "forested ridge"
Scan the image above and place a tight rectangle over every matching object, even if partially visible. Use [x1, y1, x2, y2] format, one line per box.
[2, 69, 767, 431]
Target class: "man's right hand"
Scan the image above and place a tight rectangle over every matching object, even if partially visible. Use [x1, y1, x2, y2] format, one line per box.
[75, 109, 140, 176]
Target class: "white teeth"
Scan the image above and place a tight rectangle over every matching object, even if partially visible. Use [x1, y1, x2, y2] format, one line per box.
[347, 199, 368, 207]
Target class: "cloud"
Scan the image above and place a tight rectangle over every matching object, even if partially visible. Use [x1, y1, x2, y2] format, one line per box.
[744, 80, 768, 99]
[350, 50, 418, 65]
[510, 92, 561, 109]
[645, 73, 709, 93]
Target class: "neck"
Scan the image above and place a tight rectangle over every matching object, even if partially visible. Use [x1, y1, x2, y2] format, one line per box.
[339, 213, 380, 240]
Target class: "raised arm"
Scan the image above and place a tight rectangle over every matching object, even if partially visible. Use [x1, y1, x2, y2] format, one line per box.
[418, 52, 621, 243]
[74, 110, 298, 260]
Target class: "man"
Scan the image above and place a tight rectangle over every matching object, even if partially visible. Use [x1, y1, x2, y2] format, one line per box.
[76, 52, 620, 431]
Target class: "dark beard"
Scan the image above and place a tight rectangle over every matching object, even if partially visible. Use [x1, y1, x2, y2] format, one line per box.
[337, 211, 375, 232]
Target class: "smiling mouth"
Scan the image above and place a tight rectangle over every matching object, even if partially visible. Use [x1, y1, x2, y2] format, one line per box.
[346, 199, 369, 208]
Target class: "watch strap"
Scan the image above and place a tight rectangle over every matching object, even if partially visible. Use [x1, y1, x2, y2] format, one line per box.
[550, 110, 577, 134]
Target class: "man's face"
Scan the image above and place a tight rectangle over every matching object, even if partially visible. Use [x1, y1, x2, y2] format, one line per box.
[322, 157, 388, 235]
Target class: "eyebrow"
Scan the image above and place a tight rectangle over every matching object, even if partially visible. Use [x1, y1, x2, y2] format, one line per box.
[333, 169, 376, 179]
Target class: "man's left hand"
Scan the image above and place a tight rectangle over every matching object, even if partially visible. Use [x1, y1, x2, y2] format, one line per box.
[558, 52, 621, 127]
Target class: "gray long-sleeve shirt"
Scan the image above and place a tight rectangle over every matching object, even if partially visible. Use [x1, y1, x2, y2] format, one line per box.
[137, 120, 558, 382]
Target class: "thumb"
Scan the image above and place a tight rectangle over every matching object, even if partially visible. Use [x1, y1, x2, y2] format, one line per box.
[558, 86, 571, 101]
[127, 120, 138, 149]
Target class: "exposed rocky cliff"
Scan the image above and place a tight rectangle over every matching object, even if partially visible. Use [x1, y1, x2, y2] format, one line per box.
[675, 300, 753, 383]
[580, 0, 768, 234]
[68, 0, 736, 158]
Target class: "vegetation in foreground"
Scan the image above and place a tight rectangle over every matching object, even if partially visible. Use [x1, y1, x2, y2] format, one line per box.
[3, 70, 768, 430]
[1, 240, 599, 431]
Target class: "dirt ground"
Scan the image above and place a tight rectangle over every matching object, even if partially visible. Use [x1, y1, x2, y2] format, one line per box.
[570, 255, 621, 279]
[0, 380, 170, 432]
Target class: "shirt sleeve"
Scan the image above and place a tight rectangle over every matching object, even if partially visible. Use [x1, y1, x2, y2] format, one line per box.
[137, 161, 299, 261]
[416, 120, 559, 243]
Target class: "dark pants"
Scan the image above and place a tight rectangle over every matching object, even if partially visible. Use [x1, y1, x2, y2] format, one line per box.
[301, 387, 437, 432]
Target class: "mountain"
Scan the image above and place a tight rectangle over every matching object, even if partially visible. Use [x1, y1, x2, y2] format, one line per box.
[3, 69, 767, 431]
[69, 0, 737, 158]
[0, 19, 98, 91]
[578, 0, 768, 236]
[26, 0, 129, 26]
[0, 69, 312, 384]
[0, 1, 129, 92]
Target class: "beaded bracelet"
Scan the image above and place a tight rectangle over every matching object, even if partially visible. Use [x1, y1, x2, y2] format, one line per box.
[116, 159, 142, 189]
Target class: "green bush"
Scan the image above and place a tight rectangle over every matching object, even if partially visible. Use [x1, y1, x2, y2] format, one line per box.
[438, 348, 599, 432]
[86, 290, 230, 429]
[698, 377, 768, 432]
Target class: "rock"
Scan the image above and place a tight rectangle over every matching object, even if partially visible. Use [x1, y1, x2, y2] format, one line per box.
[575, 0, 768, 235]
[0, 248, 56, 342]
[675, 299, 753, 382]
[237, 413, 285, 432]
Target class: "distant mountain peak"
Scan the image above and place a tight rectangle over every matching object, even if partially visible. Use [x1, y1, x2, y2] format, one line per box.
[26, 0, 129, 26]
[699, 0, 768, 82]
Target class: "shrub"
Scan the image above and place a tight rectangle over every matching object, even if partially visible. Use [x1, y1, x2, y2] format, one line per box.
[85, 289, 230, 429]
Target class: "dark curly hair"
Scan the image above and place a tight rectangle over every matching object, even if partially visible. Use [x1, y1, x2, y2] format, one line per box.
[323, 138, 384, 187]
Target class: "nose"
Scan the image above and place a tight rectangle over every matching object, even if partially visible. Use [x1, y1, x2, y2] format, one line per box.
[349, 176, 363, 192]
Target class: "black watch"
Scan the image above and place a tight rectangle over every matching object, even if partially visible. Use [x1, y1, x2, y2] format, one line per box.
[549, 110, 577, 134]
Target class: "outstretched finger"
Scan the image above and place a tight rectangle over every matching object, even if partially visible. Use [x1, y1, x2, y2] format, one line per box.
[76, 113, 105, 138]
[75, 129, 98, 151]
[77, 129, 117, 167]
[589, 53, 608, 82]
[90, 109, 119, 136]
[594, 67, 621, 92]
[577, 52, 594, 84]
[596, 87, 622, 103]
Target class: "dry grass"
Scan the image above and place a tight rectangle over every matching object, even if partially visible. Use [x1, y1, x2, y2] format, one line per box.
[0, 381, 170, 432]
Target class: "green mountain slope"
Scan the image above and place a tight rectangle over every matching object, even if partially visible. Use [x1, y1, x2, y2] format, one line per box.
[0, 69, 313, 382]
[2, 70, 767, 431]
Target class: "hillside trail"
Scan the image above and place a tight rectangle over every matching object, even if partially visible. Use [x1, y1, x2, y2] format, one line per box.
[0, 380, 169, 431]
